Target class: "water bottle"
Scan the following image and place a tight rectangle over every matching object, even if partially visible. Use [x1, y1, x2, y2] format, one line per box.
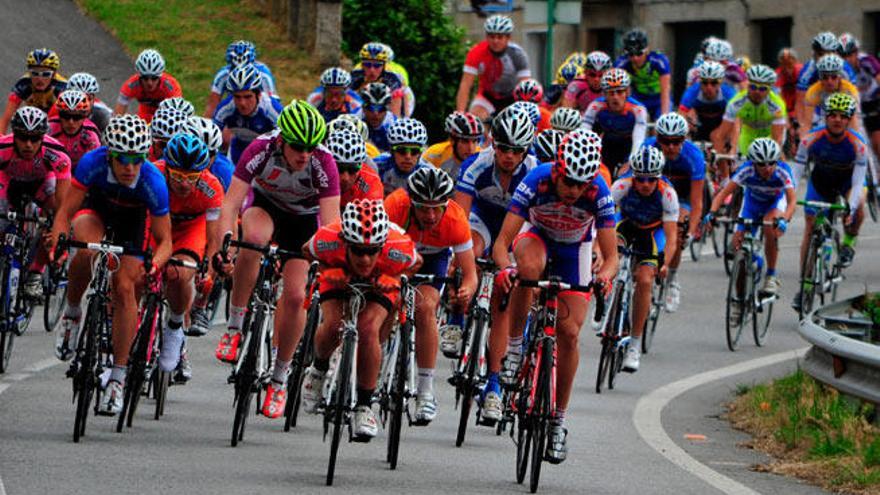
[822, 239, 833, 265]
[751, 252, 764, 284]
[9, 258, 20, 308]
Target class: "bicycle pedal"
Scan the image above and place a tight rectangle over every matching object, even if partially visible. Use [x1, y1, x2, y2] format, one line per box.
[446, 375, 461, 387]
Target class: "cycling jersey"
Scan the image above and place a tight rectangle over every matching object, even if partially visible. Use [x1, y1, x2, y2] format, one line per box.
[796, 59, 858, 92]
[374, 153, 428, 196]
[731, 160, 794, 204]
[686, 61, 746, 88]
[852, 53, 880, 102]
[48, 118, 101, 168]
[722, 90, 787, 155]
[611, 176, 679, 229]
[9, 73, 67, 113]
[795, 126, 868, 215]
[643, 137, 705, 206]
[117, 73, 183, 122]
[678, 81, 737, 141]
[306, 87, 363, 123]
[614, 51, 670, 119]
[74, 147, 169, 215]
[0, 134, 71, 183]
[804, 80, 860, 126]
[341, 165, 383, 207]
[775, 65, 803, 114]
[234, 130, 340, 215]
[210, 154, 234, 192]
[366, 112, 396, 152]
[582, 96, 648, 173]
[153, 160, 224, 259]
[564, 79, 601, 112]
[384, 188, 473, 255]
[463, 40, 531, 103]
[350, 70, 404, 97]
[210, 61, 277, 98]
[213, 92, 283, 165]
[421, 140, 480, 180]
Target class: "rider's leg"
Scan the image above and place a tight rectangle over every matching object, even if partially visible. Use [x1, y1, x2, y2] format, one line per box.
[160, 252, 197, 371]
[631, 263, 656, 340]
[228, 206, 274, 329]
[110, 256, 145, 369]
[414, 285, 440, 396]
[554, 293, 589, 414]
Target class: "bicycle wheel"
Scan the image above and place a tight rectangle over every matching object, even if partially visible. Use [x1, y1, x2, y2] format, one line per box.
[725, 253, 748, 351]
[205, 278, 224, 323]
[595, 338, 613, 394]
[643, 279, 665, 354]
[798, 243, 821, 320]
[284, 297, 319, 432]
[455, 312, 485, 447]
[529, 340, 553, 493]
[327, 333, 354, 486]
[515, 419, 532, 484]
[387, 320, 410, 470]
[153, 370, 170, 420]
[753, 294, 774, 347]
[722, 223, 734, 275]
[43, 263, 68, 333]
[0, 327, 12, 374]
[867, 165, 878, 222]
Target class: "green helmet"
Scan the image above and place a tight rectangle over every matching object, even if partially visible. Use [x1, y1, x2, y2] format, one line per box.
[277, 100, 326, 147]
[823, 92, 856, 118]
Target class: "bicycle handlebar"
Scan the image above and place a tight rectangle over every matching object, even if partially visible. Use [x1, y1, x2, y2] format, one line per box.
[221, 231, 297, 259]
[499, 277, 605, 320]
[409, 267, 462, 288]
[796, 200, 847, 211]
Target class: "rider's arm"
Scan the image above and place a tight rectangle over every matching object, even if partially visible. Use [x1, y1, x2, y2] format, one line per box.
[217, 176, 249, 245]
[452, 191, 472, 213]
[847, 157, 868, 217]
[709, 180, 738, 213]
[631, 107, 648, 153]
[771, 122, 786, 148]
[711, 119, 734, 153]
[688, 179, 703, 235]
[149, 214, 173, 270]
[47, 183, 87, 255]
[783, 186, 797, 223]
[318, 195, 341, 225]
[454, 247, 478, 301]
[492, 212, 526, 270]
[0, 99, 19, 134]
[455, 73, 476, 113]
[204, 92, 221, 119]
[659, 74, 671, 115]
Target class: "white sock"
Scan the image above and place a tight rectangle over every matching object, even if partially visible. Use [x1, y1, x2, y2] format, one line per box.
[110, 365, 127, 384]
[417, 368, 434, 396]
[272, 358, 291, 384]
[167, 311, 184, 331]
[228, 305, 246, 332]
[630, 337, 641, 351]
[507, 335, 523, 356]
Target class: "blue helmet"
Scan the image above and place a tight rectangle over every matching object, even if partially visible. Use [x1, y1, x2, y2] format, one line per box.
[226, 40, 256, 67]
[225, 64, 262, 93]
[163, 133, 211, 172]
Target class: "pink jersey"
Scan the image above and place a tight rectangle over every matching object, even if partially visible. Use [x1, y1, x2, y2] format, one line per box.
[564, 79, 602, 112]
[49, 118, 101, 168]
[0, 134, 71, 183]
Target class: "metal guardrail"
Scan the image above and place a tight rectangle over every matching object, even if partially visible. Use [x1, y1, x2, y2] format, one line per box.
[798, 297, 880, 405]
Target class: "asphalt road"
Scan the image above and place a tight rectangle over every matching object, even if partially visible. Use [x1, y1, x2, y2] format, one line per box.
[1, 3, 879, 494]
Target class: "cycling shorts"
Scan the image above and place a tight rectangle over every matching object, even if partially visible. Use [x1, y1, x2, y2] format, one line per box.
[171, 219, 206, 263]
[616, 219, 665, 267]
[803, 180, 847, 217]
[3, 178, 51, 212]
[512, 228, 593, 300]
[320, 287, 396, 313]
[75, 195, 150, 255]
[419, 249, 452, 291]
[469, 211, 495, 255]
[736, 194, 786, 233]
[249, 190, 316, 259]
[470, 93, 514, 117]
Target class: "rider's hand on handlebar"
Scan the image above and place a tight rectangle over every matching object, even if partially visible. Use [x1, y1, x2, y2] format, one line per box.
[375, 274, 400, 293]
[452, 284, 475, 306]
[494, 266, 517, 294]
[321, 267, 349, 288]
[212, 251, 233, 276]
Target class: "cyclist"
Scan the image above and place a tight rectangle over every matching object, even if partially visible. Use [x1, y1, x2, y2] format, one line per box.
[0, 49, 66, 133]
[582, 68, 648, 177]
[776, 48, 803, 119]
[49, 90, 101, 169]
[534, 129, 564, 164]
[204, 40, 276, 118]
[838, 33, 880, 161]
[353, 43, 415, 117]
[687, 39, 746, 89]
[800, 54, 862, 133]
[213, 101, 340, 420]
[329, 114, 380, 162]
[0, 107, 72, 300]
[158, 97, 195, 118]
[374, 118, 429, 196]
[488, 129, 618, 463]
[563, 51, 610, 112]
[611, 145, 679, 372]
[421, 111, 483, 181]
[513, 79, 551, 130]
[66, 72, 113, 133]
[706, 138, 795, 300]
[325, 129, 383, 208]
[614, 29, 671, 120]
[307, 67, 362, 123]
[46, 115, 172, 415]
[115, 49, 183, 123]
[148, 108, 187, 162]
[678, 61, 736, 142]
[796, 33, 858, 107]
[212, 64, 283, 165]
[550, 107, 582, 133]
[456, 14, 531, 121]
[383, 167, 477, 424]
[351, 42, 406, 117]
[360, 82, 396, 153]
[543, 62, 581, 110]
[793, 93, 867, 310]
[300, 199, 419, 440]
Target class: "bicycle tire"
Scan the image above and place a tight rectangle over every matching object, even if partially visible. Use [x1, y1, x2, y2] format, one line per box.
[0, 327, 12, 374]
[0, 261, 14, 374]
[725, 253, 748, 351]
[722, 223, 734, 275]
[798, 243, 821, 320]
[515, 420, 531, 484]
[829, 229, 842, 303]
[154, 370, 170, 419]
[753, 295, 773, 347]
[455, 312, 484, 448]
[327, 332, 354, 486]
[643, 279, 665, 354]
[387, 320, 410, 470]
[118, 296, 160, 431]
[867, 166, 878, 222]
[284, 297, 319, 432]
[595, 339, 612, 394]
[529, 339, 553, 493]
[230, 377, 253, 447]
[43, 262, 68, 332]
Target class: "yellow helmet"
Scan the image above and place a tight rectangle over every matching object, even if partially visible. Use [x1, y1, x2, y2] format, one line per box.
[27, 48, 60, 70]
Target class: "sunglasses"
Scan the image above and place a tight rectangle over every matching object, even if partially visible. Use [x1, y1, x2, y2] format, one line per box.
[495, 143, 526, 154]
[364, 104, 387, 113]
[820, 73, 840, 80]
[700, 79, 721, 86]
[392, 145, 422, 156]
[349, 244, 381, 256]
[13, 133, 42, 143]
[167, 168, 201, 184]
[59, 112, 86, 121]
[287, 142, 318, 153]
[337, 162, 362, 174]
[140, 75, 159, 81]
[362, 61, 384, 69]
[562, 177, 588, 188]
[29, 70, 53, 78]
[635, 176, 658, 184]
[412, 199, 447, 211]
[748, 84, 770, 92]
[606, 88, 627, 96]
[111, 151, 146, 166]
[754, 161, 776, 168]
[658, 137, 684, 146]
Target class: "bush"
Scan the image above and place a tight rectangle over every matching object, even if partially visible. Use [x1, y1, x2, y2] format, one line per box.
[342, 0, 468, 140]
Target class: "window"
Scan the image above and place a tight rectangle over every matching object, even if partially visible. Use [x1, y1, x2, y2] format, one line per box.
[669, 21, 726, 102]
[588, 28, 617, 55]
[753, 17, 792, 66]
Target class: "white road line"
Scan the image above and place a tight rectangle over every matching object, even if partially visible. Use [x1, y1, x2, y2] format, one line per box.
[633, 347, 808, 495]
[22, 357, 61, 374]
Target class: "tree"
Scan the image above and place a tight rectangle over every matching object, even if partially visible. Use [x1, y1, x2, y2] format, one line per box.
[342, 0, 468, 139]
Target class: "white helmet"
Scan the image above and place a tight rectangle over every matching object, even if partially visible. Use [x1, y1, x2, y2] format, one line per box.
[655, 113, 689, 137]
[104, 114, 151, 154]
[508, 101, 541, 127]
[329, 114, 369, 142]
[698, 61, 726, 80]
[387, 118, 428, 147]
[320, 67, 352, 88]
[554, 129, 602, 183]
[705, 39, 733, 62]
[484, 15, 514, 34]
[157, 97, 195, 118]
[630, 145, 666, 177]
[585, 51, 612, 72]
[550, 107, 582, 133]
[135, 49, 165, 77]
[534, 129, 565, 163]
[746, 64, 777, 85]
[67, 72, 100, 95]
[150, 108, 187, 140]
[326, 129, 367, 165]
[746, 137, 781, 163]
[815, 54, 844, 74]
[185, 116, 223, 152]
[492, 109, 534, 148]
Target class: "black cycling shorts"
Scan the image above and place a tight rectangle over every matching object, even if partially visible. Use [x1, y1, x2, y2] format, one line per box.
[249, 190, 317, 260]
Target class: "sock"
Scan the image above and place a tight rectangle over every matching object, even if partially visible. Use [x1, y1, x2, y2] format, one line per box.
[507, 335, 524, 357]
[356, 387, 374, 407]
[63, 303, 82, 320]
[417, 368, 434, 396]
[110, 365, 127, 384]
[766, 268, 776, 277]
[843, 233, 857, 248]
[228, 305, 246, 332]
[167, 311, 184, 331]
[313, 357, 330, 373]
[552, 408, 566, 425]
[668, 269, 678, 284]
[484, 372, 500, 396]
[449, 313, 464, 329]
[272, 358, 291, 384]
[630, 336, 641, 351]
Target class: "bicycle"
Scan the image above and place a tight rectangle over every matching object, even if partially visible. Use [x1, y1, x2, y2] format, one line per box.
[796, 199, 848, 320]
[691, 141, 723, 261]
[713, 152, 743, 275]
[717, 217, 779, 351]
[220, 233, 292, 447]
[283, 261, 320, 432]
[866, 153, 879, 223]
[42, 248, 68, 334]
[595, 245, 635, 394]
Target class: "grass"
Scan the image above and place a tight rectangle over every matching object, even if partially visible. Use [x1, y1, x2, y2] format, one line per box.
[727, 369, 880, 494]
[75, 0, 322, 113]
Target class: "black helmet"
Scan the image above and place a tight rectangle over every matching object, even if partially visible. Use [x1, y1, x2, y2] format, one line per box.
[623, 29, 648, 56]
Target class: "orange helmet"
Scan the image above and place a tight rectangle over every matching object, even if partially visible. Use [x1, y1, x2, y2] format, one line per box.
[55, 90, 92, 115]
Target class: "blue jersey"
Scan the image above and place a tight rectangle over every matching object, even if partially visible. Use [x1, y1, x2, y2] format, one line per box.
[582, 96, 649, 172]
[210, 153, 234, 192]
[611, 176, 680, 228]
[614, 51, 670, 118]
[367, 112, 397, 153]
[644, 137, 705, 201]
[350, 70, 404, 93]
[73, 147, 169, 216]
[307, 87, 363, 123]
[678, 81, 737, 140]
[374, 153, 428, 196]
[796, 59, 858, 92]
[509, 164, 615, 244]
[795, 126, 869, 212]
[731, 161, 795, 204]
[213, 92, 283, 165]
[210, 61, 277, 98]
[456, 147, 537, 237]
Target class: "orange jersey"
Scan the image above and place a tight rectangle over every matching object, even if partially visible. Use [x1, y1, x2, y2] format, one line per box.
[153, 160, 224, 225]
[383, 188, 473, 255]
[341, 165, 383, 208]
[118, 73, 183, 122]
[537, 107, 552, 132]
[598, 163, 612, 189]
[307, 221, 418, 277]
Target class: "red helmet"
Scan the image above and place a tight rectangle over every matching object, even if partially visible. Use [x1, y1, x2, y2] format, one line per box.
[56, 90, 92, 115]
[444, 111, 484, 139]
[513, 79, 544, 103]
[341, 199, 390, 246]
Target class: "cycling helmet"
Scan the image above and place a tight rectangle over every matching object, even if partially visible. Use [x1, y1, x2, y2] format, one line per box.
[360, 82, 392, 107]
[226, 40, 256, 67]
[11, 106, 49, 135]
[341, 199, 389, 246]
[320, 67, 351, 88]
[838, 33, 859, 56]
[157, 97, 195, 118]
[225, 64, 262, 93]
[360, 42, 390, 62]
[379, 43, 395, 61]
[407, 167, 454, 204]
[55, 90, 91, 115]
[534, 129, 565, 163]
[777, 47, 799, 62]
[556, 62, 581, 85]
[746, 137, 781, 163]
[823, 92, 857, 118]
[585, 51, 612, 71]
[655, 112, 689, 137]
[185, 116, 223, 152]
[325, 129, 367, 166]
[623, 29, 649, 55]
[704, 39, 732, 62]
[816, 54, 844, 75]
[26, 48, 60, 70]
[508, 101, 541, 127]
[387, 118, 428, 146]
[745, 64, 777, 85]
[513, 79, 544, 103]
[445, 111, 484, 139]
[492, 109, 535, 148]
[277, 100, 327, 147]
[629, 145, 666, 177]
[164, 133, 211, 172]
[553, 129, 602, 183]
[812, 32, 840, 53]
[601, 68, 631, 91]
[150, 108, 187, 140]
[698, 61, 726, 80]
[484, 15, 514, 35]
[550, 107, 581, 133]
[700, 36, 720, 55]
[66, 72, 100, 95]
[104, 114, 151, 154]
[329, 114, 370, 142]
[135, 49, 165, 77]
